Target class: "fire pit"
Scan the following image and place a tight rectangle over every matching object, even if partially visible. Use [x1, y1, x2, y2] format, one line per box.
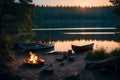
[23, 51, 45, 67]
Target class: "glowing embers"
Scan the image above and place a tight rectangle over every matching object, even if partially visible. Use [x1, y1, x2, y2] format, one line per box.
[23, 51, 45, 67]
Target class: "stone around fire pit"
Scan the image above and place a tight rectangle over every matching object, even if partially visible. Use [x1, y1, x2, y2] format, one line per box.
[23, 58, 45, 68]
[41, 64, 54, 74]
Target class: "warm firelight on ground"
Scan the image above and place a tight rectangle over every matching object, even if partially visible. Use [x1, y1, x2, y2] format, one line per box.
[23, 51, 45, 65]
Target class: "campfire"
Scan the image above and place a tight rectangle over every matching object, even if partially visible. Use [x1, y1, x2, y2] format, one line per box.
[23, 51, 45, 67]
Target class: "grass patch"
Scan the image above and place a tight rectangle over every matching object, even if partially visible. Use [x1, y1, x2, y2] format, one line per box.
[109, 48, 120, 57]
[86, 48, 120, 61]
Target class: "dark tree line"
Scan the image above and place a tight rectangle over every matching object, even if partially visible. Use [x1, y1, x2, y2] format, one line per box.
[32, 6, 120, 28]
[110, 0, 120, 17]
[34, 6, 117, 21]
[110, 0, 120, 35]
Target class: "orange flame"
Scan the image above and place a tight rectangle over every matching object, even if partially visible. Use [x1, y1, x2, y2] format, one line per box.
[27, 51, 45, 64]
[29, 51, 38, 64]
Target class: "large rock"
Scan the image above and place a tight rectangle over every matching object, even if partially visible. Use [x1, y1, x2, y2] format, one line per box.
[63, 73, 80, 80]
[84, 56, 120, 73]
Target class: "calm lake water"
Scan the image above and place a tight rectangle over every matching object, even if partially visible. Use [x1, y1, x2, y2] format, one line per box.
[32, 27, 120, 52]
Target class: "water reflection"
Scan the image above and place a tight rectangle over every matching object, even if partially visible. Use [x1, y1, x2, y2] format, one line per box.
[63, 32, 115, 35]
[33, 27, 117, 41]
[32, 27, 115, 31]
[54, 40, 120, 53]
[32, 27, 120, 52]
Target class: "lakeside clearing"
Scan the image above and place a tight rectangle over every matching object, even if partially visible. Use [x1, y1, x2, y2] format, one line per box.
[5, 50, 120, 80]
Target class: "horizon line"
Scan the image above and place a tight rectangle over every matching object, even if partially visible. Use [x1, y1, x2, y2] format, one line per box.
[35, 4, 113, 8]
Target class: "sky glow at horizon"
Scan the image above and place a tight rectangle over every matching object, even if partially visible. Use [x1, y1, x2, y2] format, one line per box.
[33, 0, 112, 7]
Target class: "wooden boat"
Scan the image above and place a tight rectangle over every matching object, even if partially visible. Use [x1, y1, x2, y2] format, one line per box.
[71, 43, 94, 53]
[15, 42, 54, 51]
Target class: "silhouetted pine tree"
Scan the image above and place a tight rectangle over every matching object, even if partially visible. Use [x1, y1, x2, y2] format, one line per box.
[0, 0, 36, 61]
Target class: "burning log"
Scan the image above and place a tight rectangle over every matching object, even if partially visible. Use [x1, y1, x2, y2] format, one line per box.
[23, 51, 45, 67]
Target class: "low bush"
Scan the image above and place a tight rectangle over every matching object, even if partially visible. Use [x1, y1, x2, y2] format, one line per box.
[86, 48, 120, 61]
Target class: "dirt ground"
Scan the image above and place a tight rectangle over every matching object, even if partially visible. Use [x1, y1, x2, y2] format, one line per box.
[6, 51, 120, 80]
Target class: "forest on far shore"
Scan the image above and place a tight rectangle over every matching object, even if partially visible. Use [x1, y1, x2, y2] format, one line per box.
[32, 6, 120, 28]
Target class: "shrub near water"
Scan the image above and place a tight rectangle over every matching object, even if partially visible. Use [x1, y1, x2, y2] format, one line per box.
[86, 48, 120, 61]
[109, 48, 120, 57]
[86, 48, 108, 60]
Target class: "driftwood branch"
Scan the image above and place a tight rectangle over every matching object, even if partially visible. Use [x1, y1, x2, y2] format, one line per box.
[84, 56, 120, 73]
